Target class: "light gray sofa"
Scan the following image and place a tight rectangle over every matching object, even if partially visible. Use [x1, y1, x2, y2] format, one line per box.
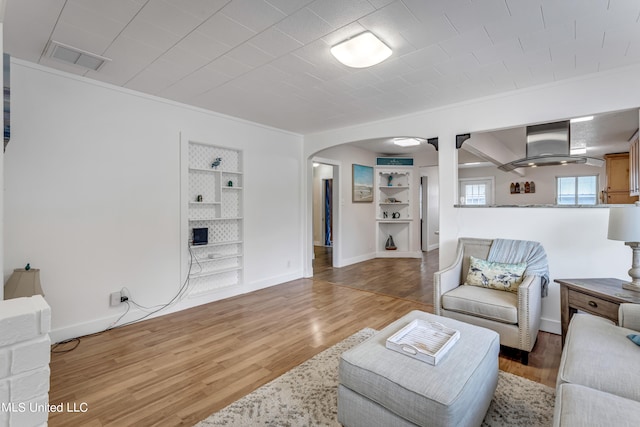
[553, 303, 640, 426]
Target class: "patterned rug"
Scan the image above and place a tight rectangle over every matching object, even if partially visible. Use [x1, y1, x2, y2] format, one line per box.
[196, 328, 555, 426]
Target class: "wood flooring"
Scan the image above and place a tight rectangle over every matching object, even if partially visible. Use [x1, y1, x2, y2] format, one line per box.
[48, 247, 561, 426]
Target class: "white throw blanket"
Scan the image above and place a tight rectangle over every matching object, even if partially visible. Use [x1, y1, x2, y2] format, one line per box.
[487, 239, 549, 297]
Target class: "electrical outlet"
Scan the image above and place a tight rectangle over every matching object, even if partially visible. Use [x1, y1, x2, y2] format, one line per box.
[110, 292, 121, 306]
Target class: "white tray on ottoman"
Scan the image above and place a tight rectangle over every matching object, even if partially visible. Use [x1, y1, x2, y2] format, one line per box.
[338, 310, 500, 427]
[386, 319, 460, 365]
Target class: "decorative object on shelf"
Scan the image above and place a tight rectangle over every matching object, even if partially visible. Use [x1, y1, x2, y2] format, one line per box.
[607, 204, 640, 292]
[196, 194, 203, 202]
[387, 175, 393, 186]
[510, 182, 535, 194]
[385, 235, 397, 250]
[227, 180, 233, 187]
[383, 211, 388, 218]
[4, 266, 44, 299]
[211, 157, 222, 169]
[352, 164, 374, 203]
[192, 227, 208, 246]
[392, 212, 400, 219]
[386, 197, 397, 203]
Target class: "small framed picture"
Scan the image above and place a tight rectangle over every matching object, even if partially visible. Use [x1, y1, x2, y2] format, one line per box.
[352, 164, 373, 203]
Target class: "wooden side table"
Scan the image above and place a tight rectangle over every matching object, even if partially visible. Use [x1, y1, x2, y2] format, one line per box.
[555, 278, 640, 345]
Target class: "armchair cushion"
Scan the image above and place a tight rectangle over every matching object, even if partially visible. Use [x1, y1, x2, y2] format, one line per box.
[441, 285, 518, 324]
[465, 256, 526, 293]
[619, 303, 640, 332]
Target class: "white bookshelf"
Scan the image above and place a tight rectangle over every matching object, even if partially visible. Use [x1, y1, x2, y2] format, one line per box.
[182, 139, 244, 296]
[375, 168, 415, 258]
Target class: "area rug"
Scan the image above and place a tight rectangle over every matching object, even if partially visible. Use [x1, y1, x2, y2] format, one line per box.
[195, 328, 555, 427]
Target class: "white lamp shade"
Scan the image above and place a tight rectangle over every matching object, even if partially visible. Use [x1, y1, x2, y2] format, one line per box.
[330, 32, 392, 68]
[608, 206, 640, 241]
[4, 268, 44, 299]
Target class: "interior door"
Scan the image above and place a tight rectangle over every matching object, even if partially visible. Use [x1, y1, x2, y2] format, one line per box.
[324, 179, 333, 246]
[421, 176, 428, 251]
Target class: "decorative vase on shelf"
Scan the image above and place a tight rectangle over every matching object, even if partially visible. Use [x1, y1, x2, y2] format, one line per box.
[387, 175, 393, 186]
[385, 235, 397, 250]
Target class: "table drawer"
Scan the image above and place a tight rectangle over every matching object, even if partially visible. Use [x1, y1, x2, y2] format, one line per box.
[568, 290, 619, 321]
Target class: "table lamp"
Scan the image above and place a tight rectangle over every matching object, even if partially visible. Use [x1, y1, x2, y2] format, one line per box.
[4, 267, 44, 299]
[608, 204, 640, 292]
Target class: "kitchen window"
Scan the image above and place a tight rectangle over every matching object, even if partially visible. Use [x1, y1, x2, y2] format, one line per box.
[459, 177, 494, 205]
[556, 175, 598, 205]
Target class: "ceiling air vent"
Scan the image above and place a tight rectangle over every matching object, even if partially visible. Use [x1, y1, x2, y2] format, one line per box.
[45, 41, 111, 71]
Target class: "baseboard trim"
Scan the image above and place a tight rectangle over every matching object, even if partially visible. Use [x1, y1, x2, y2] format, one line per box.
[50, 270, 304, 344]
[375, 250, 422, 259]
[336, 252, 376, 268]
[540, 317, 561, 335]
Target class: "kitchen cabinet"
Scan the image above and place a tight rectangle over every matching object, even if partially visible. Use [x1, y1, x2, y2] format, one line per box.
[604, 152, 638, 204]
[629, 131, 639, 197]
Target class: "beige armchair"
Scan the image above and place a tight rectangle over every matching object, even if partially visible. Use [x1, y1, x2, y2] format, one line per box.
[434, 237, 542, 364]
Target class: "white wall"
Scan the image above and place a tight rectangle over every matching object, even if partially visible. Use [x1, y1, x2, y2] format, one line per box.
[459, 162, 606, 205]
[418, 166, 440, 251]
[304, 62, 640, 334]
[4, 59, 304, 342]
[414, 148, 440, 251]
[312, 144, 377, 267]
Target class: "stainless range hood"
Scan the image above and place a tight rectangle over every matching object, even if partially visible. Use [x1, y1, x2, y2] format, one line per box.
[498, 121, 604, 171]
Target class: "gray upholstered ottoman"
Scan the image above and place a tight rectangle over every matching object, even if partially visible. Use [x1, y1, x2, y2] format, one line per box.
[338, 310, 500, 427]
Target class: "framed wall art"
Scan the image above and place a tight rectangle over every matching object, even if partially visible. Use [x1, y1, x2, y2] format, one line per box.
[352, 164, 373, 203]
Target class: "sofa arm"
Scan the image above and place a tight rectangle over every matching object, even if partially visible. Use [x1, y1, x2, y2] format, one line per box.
[619, 303, 640, 332]
[433, 249, 464, 315]
[517, 275, 542, 352]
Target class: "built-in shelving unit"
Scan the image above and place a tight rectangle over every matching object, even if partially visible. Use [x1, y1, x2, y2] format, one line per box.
[376, 168, 414, 257]
[182, 138, 243, 296]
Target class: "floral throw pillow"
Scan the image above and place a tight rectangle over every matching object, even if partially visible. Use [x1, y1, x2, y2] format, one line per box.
[465, 256, 527, 293]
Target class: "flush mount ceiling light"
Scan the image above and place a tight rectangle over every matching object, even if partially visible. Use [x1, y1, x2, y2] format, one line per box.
[45, 40, 111, 71]
[330, 31, 392, 68]
[393, 138, 421, 147]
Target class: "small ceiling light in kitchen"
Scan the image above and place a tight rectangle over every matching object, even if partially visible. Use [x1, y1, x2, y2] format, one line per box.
[330, 32, 392, 68]
[570, 116, 594, 123]
[393, 138, 421, 147]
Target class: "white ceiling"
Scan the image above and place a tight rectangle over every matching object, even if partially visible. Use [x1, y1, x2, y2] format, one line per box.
[3, 0, 640, 135]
